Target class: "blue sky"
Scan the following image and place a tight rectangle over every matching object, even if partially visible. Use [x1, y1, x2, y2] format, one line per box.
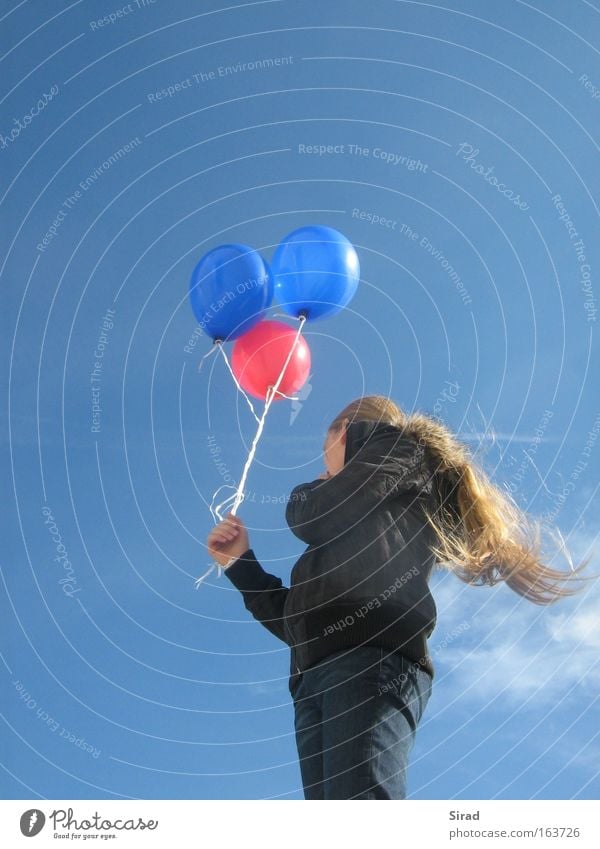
[2, 0, 599, 801]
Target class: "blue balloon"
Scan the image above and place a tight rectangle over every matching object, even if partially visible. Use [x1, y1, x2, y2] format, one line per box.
[271, 225, 360, 320]
[189, 243, 273, 342]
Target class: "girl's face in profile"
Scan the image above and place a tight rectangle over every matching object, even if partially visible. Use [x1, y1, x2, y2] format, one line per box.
[323, 419, 349, 476]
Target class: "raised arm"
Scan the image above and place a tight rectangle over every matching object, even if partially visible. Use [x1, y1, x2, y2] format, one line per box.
[285, 432, 429, 546]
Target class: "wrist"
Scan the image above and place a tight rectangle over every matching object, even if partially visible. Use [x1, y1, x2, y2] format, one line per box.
[222, 547, 250, 569]
[222, 555, 239, 570]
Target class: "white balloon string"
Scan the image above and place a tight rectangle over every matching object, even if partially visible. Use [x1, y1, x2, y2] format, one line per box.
[195, 314, 308, 588]
[197, 341, 219, 373]
[193, 561, 221, 586]
[209, 486, 239, 523]
[272, 389, 300, 400]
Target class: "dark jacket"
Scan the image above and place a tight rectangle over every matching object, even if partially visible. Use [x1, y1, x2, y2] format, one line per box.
[224, 419, 441, 691]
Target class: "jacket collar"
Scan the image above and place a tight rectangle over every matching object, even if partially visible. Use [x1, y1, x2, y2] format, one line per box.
[343, 419, 411, 465]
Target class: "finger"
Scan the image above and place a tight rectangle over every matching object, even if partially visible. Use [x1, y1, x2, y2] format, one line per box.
[215, 520, 237, 533]
[210, 531, 233, 544]
[208, 531, 232, 545]
[227, 512, 243, 525]
[225, 514, 240, 528]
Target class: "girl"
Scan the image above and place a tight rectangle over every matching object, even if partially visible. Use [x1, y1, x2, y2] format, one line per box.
[207, 395, 593, 800]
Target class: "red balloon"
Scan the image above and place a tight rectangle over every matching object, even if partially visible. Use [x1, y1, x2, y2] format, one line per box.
[231, 320, 311, 401]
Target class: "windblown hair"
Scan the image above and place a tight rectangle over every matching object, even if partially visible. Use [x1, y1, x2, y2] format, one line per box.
[328, 395, 596, 605]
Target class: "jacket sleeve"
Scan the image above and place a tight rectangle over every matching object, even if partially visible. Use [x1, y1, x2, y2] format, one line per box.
[222, 548, 289, 644]
[285, 437, 428, 546]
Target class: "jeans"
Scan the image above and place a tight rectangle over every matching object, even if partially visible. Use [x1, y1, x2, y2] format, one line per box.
[291, 645, 432, 799]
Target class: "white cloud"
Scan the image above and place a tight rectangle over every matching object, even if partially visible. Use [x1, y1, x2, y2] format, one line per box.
[545, 606, 600, 649]
[429, 528, 600, 710]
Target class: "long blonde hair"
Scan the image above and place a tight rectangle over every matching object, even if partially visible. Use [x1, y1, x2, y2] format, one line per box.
[328, 395, 596, 605]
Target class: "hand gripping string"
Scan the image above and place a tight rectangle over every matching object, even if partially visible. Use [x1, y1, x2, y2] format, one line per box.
[195, 314, 307, 588]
